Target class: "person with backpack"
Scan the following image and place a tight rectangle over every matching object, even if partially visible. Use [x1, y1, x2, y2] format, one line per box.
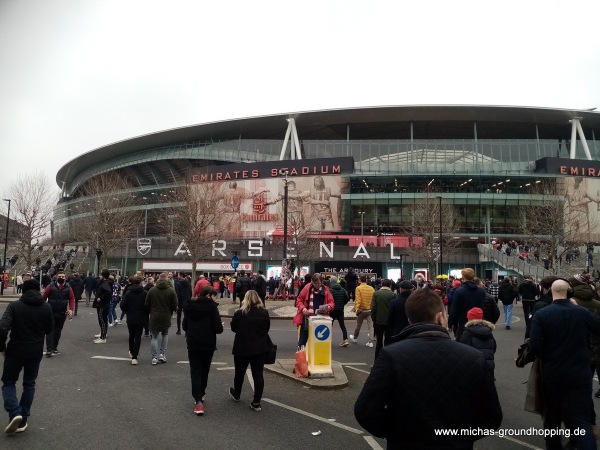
[41, 271, 74, 357]
[475, 278, 500, 324]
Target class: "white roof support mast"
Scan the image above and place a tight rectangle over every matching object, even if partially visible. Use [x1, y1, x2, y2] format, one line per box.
[279, 118, 303, 160]
[569, 117, 593, 160]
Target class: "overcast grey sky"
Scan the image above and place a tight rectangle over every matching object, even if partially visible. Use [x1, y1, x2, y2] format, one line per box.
[1, 0, 599, 207]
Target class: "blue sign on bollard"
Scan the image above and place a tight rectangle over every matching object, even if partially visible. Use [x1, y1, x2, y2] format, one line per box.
[314, 324, 330, 341]
[231, 255, 239, 270]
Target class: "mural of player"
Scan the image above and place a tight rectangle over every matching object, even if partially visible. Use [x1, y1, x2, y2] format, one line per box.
[305, 176, 342, 231]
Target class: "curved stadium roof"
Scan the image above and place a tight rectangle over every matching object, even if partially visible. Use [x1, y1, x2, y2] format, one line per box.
[57, 104, 600, 194]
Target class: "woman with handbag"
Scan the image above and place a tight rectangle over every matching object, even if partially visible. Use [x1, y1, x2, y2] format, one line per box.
[182, 286, 223, 415]
[229, 290, 270, 411]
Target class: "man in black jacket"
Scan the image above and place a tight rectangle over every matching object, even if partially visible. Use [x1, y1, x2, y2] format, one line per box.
[387, 280, 413, 339]
[253, 270, 268, 306]
[530, 279, 600, 449]
[355, 288, 502, 448]
[517, 276, 540, 328]
[42, 271, 74, 357]
[0, 279, 54, 434]
[175, 273, 192, 335]
[235, 271, 252, 307]
[68, 272, 85, 316]
[449, 268, 486, 341]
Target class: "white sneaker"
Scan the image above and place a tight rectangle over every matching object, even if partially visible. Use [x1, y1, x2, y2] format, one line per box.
[131, 359, 138, 365]
[151, 358, 158, 365]
[94, 338, 106, 344]
[94, 334, 101, 338]
[129, 351, 132, 357]
[108, 323, 114, 327]
[366, 341, 374, 348]
[349, 335, 357, 343]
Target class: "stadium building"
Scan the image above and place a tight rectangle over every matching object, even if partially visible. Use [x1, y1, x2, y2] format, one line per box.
[54, 105, 600, 280]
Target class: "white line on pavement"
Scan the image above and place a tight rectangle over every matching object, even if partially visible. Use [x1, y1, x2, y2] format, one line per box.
[346, 366, 371, 375]
[340, 363, 368, 366]
[176, 361, 227, 365]
[363, 435, 384, 449]
[262, 398, 364, 434]
[91, 356, 130, 361]
[216, 367, 235, 371]
[499, 435, 542, 450]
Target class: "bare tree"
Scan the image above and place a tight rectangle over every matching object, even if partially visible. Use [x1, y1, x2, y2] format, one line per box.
[157, 180, 231, 283]
[4, 171, 56, 270]
[400, 192, 462, 279]
[70, 172, 142, 269]
[519, 178, 600, 276]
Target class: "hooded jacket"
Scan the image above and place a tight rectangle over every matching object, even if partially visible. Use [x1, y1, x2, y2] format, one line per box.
[0, 290, 54, 359]
[387, 290, 411, 338]
[175, 278, 193, 306]
[145, 279, 178, 330]
[231, 307, 270, 356]
[459, 319, 497, 372]
[120, 284, 148, 325]
[448, 280, 485, 338]
[329, 282, 349, 312]
[355, 322, 502, 449]
[183, 296, 223, 352]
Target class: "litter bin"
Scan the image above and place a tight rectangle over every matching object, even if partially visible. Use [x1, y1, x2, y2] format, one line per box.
[307, 315, 333, 378]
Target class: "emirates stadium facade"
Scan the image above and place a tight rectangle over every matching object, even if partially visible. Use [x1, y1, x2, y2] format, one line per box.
[54, 105, 600, 280]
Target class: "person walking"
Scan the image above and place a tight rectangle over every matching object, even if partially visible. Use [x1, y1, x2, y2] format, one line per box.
[328, 276, 350, 347]
[42, 271, 74, 356]
[350, 275, 376, 347]
[182, 286, 223, 415]
[448, 268, 485, 341]
[92, 270, 112, 343]
[229, 290, 270, 412]
[0, 279, 54, 434]
[253, 270, 268, 306]
[370, 278, 395, 361]
[517, 276, 540, 328]
[175, 273, 192, 335]
[235, 271, 252, 307]
[68, 272, 84, 316]
[530, 279, 600, 449]
[145, 272, 177, 365]
[387, 280, 414, 339]
[84, 273, 98, 307]
[355, 288, 502, 448]
[498, 277, 516, 330]
[119, 275, 148, 365]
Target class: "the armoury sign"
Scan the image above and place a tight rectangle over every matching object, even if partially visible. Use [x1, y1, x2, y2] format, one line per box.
[536, 157, 600, 178]
[137, 238, 152, 256]
[188, 157, 354, 183]
[174, 239, 406, 260]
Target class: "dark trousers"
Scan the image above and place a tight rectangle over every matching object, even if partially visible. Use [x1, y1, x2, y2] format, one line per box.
[176, 301, 186, 332]
[543, 381, 595, 450]
[143, 316, 149, 336]
[74, 298, 81, 316]
[374, 323, 390, 361]
[96, 306, 108, 339]
[330, 310, 347, 340]
[46, 313, 66, 351]
[522, 300, 536, 326]
[188, 349, 214, 402]
[127, 323, 144, 359]
[2, 353, 43, 419]
[233, 353, 265, 404]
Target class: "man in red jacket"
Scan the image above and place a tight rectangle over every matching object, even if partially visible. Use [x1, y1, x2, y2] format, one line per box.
[293, 274, 334, 347]
[194, 275, 210, 297]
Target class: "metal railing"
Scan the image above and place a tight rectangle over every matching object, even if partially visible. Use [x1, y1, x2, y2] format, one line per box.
[478, 244, 552, 281]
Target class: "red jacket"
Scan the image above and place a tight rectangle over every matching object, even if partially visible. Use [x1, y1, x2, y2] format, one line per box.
[194, 278, 210, 296]
[293, 283, 334, 326]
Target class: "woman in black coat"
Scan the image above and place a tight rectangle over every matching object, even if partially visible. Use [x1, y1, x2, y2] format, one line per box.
[229, 290, 270, 411]
[182, 286, 223, 416]
[119, 275, 148, 365]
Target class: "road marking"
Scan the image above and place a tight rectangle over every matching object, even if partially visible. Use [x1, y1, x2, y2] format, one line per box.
[346, 366, 371, 375]
[262, 398, 363, 434]
[364, 435, 384, 449]
[176, 361, 227, 365]
[499, 435, 542, 449]
[340, 363, 368, 366]
[216, 367, 235, 371]
[91, 356, 130, 361]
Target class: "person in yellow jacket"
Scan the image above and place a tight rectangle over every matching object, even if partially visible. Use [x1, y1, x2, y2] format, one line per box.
[349, 275, 376, 347]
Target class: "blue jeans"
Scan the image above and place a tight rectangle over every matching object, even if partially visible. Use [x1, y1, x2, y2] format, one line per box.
[108, 301, 118, 324]
[150, 329, 169, 359]
[503, 303, 513, 327]
[2, 354, 43, 420]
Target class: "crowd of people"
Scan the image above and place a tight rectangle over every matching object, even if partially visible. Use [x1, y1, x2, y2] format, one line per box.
[3, 266, 600, 448]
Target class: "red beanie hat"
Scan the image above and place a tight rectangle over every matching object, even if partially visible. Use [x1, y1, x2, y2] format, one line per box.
[467, 307, 483, 321]
[452, 280, 462, 288]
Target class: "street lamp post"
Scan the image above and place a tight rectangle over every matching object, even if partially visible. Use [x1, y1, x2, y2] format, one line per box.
[437, 196, 443, 278]
[2, 199, 10, 271]
[359, 211, 366, 242]
[281, 171, 289, 262]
